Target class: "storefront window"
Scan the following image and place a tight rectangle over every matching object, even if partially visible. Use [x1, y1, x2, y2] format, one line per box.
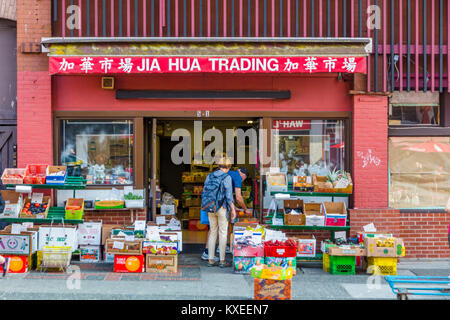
[60, 120, 134, 185]
[389, 104, 440, 126]
[272, 120, 346, 180]
[389, 137, 450, 209]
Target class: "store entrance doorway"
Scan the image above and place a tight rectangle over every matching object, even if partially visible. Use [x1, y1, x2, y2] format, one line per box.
[146, 118, 261, 246]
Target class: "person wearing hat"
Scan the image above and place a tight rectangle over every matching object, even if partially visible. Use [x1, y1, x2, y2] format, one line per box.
[200, 166, 251, 261]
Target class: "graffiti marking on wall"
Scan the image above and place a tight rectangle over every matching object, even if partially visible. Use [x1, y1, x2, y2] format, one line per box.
[357, 149, 381, 168]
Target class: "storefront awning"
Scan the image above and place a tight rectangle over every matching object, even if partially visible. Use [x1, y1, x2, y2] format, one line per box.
[42, 37, 371, 75]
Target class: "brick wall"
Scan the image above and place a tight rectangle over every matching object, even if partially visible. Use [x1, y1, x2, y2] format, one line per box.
[83, 209, 147, 225]
[17, 0, 52, 167]
[352, 95, 389, 209]
[350, 209, 450, 259]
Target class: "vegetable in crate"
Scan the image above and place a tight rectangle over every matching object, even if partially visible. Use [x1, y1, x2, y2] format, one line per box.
[124, 192, 143, 200]
[326, 169, 349, 187]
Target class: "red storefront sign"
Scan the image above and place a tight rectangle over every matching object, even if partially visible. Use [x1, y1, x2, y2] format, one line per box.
[273, 120, 311, 130]
[49, 56, 366, 75]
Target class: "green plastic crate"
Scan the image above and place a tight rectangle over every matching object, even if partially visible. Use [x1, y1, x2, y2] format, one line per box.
[329, 255, 356, 275]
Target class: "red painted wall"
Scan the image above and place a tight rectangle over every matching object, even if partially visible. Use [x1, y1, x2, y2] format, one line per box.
[52, 74, 352, 112]
[17, 71, 53, 167]
[352, 95, 389, 209]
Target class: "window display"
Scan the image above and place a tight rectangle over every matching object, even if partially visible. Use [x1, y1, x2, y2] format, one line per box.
[389, 104, 440, 126]
[272, 120, 346, 181]
[60, 120, 134, 185]
[389, 137, 450, 209]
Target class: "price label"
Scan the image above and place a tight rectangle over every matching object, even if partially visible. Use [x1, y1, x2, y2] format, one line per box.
[156, 216, 166, 225]
[31, 193, 44, 204]
[113, 241, 124, 250]
[11, 224, 22, 235]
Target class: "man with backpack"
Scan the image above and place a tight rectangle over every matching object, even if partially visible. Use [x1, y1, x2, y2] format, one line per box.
[201, 156, 236, 267]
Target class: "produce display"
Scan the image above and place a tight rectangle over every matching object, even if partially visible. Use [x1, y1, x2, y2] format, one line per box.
[312, 169, 353, 193]
[251, 264, 294, 281]
[293, 176, 314, 192]
[124, 192, 143, 200]
[376, 237, 396, 248]
[1, 170, 25, 184]
[21, 200, 49, 217]
[95, 200, 125, 209]
[264, 239, 297, 247]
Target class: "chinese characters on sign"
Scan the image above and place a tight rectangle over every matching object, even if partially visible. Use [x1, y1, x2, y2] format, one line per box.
[50, 56, 366, 74]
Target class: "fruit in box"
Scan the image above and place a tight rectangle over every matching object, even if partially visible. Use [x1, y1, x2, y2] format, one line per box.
[95, 200, 125, 209]
[20, 197, 50, 217]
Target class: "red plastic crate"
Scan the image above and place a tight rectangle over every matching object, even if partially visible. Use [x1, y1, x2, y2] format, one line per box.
[24, 164, 48, 184]
[264, 245, 297, 258]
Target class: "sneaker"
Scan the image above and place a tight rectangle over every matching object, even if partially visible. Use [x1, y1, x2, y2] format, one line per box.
[201, 251, 219, 262]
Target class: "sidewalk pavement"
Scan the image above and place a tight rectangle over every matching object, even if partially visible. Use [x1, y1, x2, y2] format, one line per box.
[0, 254, 448, 300]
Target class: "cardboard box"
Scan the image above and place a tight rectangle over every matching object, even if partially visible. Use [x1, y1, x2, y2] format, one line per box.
[323, 202, 347, 227]
[65, 198, 84, 220]
[265, 257, 297, 271]
[114, 254, 145, 273]
[101, 224, 123, 245]
[233, 244, 264, 257]
[142, 241, 178, 255]
[233, 222, 261, 231]
[233, 256, 264, 274]
[103, 248, 115, 263]
[0, 228, 39, 255]
[1, 168, 26, 184]
[327, 246, 365, 257]
[364, 237, 405, 257]
[237, 217, 259, 223]
[283, 199, 304, 210]
[303, 202, 323, 215]
[78, 221, 102, 246]
[292, 176, 314, 192]
[0, 191, 22, 218]
[266, 173, 288, 193]
[146, 254, 178, 273]
[188, 219, 209, 231]
[0, 255, 29, 273]
[105, 239, 142, 255]
[284, 213, 306, 226]
[38, 225, 78, 252]
[79, 246, 101, 263]
[303, 203, 325, 226]
[159, 231, 182, 252]
[46, 165, 67, 185]
[254, 278, 292, 300]
[188, 207, 201, 219]
[20, 196, 51, 219]
[296, 235, 316, 258]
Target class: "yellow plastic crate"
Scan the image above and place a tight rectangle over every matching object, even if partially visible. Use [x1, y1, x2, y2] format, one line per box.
[367, 257, 397, 275]
[323, 253, 330, 272]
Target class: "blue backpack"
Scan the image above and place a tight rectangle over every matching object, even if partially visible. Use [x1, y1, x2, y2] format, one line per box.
[201, 171, 229, 213]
